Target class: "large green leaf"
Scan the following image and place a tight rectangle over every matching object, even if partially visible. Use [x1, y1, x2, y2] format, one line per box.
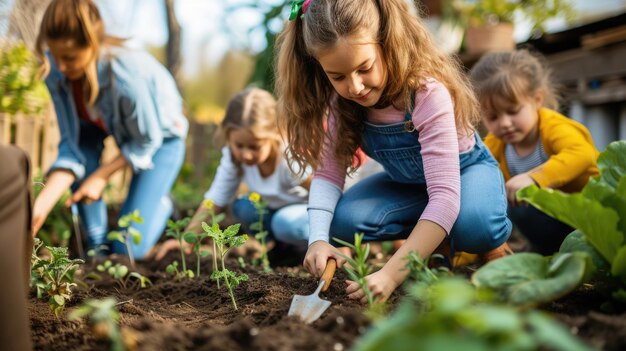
[597, 141, 626, 189]
[559, 230, 607, 276]
[518, 186, 623, 262]
[471, 252, 587, 307]
[612, 246, 626, 279]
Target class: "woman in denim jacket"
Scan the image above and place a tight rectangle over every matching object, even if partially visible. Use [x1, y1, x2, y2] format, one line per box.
[32, 0, 188, 259]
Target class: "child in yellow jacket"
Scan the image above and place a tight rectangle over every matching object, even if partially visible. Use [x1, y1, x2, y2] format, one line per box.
[471, 50, 599, 255]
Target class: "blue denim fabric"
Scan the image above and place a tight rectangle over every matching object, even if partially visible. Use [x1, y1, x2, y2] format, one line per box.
[508, 205, 572, 255]
[232, 196, 309, 248]
[45, 48, 188, 180]
[75, 123, 185, 258]
[330, 112, 511, 254]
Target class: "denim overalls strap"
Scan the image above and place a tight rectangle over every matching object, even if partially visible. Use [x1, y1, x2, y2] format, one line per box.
[360, 103, 426, 184]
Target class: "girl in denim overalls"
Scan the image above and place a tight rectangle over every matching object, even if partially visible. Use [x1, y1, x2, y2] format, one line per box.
[275, 0, 512, 302]
[32, 0, 188, 259]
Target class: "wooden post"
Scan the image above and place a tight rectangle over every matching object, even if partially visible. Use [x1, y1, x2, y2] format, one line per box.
[14, 113, 43, 169]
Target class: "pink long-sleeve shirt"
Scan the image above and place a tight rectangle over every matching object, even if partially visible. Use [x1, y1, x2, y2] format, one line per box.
[315, 79, 475, 234]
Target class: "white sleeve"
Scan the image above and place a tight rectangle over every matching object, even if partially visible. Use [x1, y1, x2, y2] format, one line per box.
[204, 147, 242, 207]
[307, 178, 342, 245]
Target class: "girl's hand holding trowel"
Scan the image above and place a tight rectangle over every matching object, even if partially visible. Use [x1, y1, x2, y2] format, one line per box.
[304, 240, 346, 278]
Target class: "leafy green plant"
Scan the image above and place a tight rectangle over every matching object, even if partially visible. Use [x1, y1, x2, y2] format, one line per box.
[69, 297, 124, 351]
[517, 141, 626, 302]
[203, 199, 225, 283]
[107, 210, 144, 269]
[248, 192, 271, 272]
[0, 42, 50, 115]
[30, 238, 84, 317]
[202, 222, 249, 310]
[96, 260, 152, 290]
[471, 252, 590, 307]
[334, 233, 375, 306]
[354, 277, 592, 351]
[164, 217, 194, 279]
[166, 261, 194, 280]
[452, 0, 575, 33]
[183, 226, 210, 279]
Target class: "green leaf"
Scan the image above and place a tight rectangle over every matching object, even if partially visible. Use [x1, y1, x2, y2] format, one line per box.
[472, 253, 587, 307]
[107, 231, 125, 244]
[129, 228, 142, 245]
[597, 141, 626, 189]
[526, 311, 594, 351]
[52, 294, 65, 306]
[518, 186, 623, 262]
[611, 246, 626, 279]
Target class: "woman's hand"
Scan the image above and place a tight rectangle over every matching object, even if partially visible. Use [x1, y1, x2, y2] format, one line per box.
[32, 200, 50, 237]
[304, 240, 346, 277]
[345, 268, 399, 304]
[65, 173, 107, 206]
[505, 173, 536, 206]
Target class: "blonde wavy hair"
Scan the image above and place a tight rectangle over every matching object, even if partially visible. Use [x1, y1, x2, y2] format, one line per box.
[215, 88, 281, 164]
[36, 0, 122, 105]
[275, 0, 480, 175]
[470, 50, 559, 111]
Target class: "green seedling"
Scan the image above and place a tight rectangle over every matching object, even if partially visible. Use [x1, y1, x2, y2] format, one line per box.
[334, 233, 376, 306]
[107, 210, 144, 269]
[202, 222, 249, 310]
[248, 192, 271, 272]
[30, 238, 84, 317]
[69, 297, 124, 351]
[183, 229, 210, 279]
[165, 217, 194, 279]
[166, 261, 195, 280]
[97, 260, 152, 290]
[405, 252, 450, 287]
[203, 199, 224, 283]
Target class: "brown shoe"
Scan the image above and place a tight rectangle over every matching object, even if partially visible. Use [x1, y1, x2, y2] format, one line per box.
[481, 242, 514, 263]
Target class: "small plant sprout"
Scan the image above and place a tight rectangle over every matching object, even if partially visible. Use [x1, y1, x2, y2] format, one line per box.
[248, 192, 271, 272]
[69, 297, 124, 351]
[202, 222, 249, 310]
[203, 199, 224, 281]
[183, 227, 210, 279]
[30, 238, 84, 317]
[166, 261, 195, 280]
[165, 217, 194, 279]
[96, 260, 152, 290]
[334, 233, 375, 306]
[405, 252, 450, 287]
[107, 210, 144, 269]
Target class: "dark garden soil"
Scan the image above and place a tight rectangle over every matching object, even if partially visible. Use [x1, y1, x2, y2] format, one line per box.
[29, 248, 626, 351]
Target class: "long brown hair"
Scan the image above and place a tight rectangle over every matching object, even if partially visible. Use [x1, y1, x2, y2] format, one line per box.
[215, 88, 281, 163]
[470, 50, 559, 111]
[275, 0, 480, 175]
[35, 0, 121, 105]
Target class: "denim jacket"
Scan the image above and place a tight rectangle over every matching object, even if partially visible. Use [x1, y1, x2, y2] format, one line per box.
[45, 47, 188, 180]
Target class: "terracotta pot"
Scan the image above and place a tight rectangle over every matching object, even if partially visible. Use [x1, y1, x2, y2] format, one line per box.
[465, 23, 515, 56]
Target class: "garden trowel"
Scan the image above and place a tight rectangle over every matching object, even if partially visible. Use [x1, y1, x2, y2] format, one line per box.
[288, 258, 337, 324]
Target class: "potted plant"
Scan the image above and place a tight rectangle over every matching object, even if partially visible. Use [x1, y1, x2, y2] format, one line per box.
[452, 0, 575, 55]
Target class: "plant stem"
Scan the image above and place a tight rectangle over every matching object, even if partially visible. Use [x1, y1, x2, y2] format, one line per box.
[213, 239, 220, 288]
[221, 254, 237, 310]
[125, 234, 135, 270]
[179, 236, 187, 273]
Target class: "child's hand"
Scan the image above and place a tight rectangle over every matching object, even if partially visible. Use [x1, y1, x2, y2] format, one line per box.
[505, 173, 536, 206]
[65, 173, 107, 206]
[304, 241, 345, 278]
[345, 269, 398, 303]
[153, 239, 192, 261]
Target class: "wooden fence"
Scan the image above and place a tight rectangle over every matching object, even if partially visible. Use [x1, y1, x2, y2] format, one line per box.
[0, 106, 131, 203]
[0, 105, 221, 205]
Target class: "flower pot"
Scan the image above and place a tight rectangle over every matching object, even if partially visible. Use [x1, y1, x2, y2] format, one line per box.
[465, 23, 515, 56]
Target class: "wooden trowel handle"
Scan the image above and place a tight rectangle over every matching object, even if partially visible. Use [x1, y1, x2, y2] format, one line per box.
[320, 258, 337, 292]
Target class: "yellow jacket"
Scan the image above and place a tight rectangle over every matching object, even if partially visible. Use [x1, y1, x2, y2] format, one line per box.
[484, 108, 599, 193]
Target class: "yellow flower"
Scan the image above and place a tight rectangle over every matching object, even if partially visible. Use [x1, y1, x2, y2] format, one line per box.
[248, 192, 261, 203]
[202, 199, 214, 210]
[242, 234, 249, 241]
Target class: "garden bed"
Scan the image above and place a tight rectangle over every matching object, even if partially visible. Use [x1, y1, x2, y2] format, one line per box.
[29, 250, 626, 351]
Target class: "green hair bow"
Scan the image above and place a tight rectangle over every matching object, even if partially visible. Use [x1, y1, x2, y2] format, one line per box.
[289, 0, 310, 21]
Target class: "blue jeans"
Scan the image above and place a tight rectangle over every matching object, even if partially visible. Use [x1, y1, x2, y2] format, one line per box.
[331, 115, 511, 254]
[74, 122, 185, 259]
[509, 204, 572, 255]
[232, 196, 309, 248]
